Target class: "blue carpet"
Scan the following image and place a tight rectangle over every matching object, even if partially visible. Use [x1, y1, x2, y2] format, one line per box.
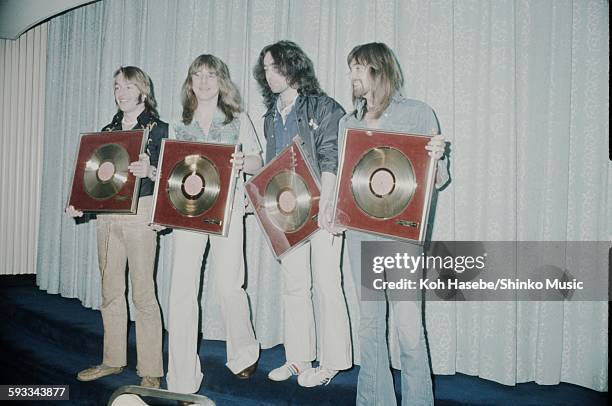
[0, 282, 607, 405]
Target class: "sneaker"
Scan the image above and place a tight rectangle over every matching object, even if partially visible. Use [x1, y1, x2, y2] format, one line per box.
[140, 376, 160, 388]
[297, 366, 338, 387]
[77, 364, 123, 381]
[267, 361, 311, 381]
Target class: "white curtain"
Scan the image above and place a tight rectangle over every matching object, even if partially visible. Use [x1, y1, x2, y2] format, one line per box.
[36, 0, 609, 391]
[0, 24, 47, 275]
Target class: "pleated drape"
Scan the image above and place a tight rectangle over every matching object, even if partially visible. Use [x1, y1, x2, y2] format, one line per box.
[35, 0, 608, 391]
[0, 24, 47, 275]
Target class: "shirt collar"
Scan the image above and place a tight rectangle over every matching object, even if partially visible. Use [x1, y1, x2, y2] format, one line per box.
[276, 94, 298, 115]
[187, 108, 228, 133]
[111, 109, 154, 129]
[275, 94, 298, 124]
[354, 98, 367, 120]
[354, 91, 404, 120]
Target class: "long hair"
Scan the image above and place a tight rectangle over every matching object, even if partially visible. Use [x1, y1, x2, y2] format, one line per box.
[113, 66, 159, 118]
[347, 42, 404, 118]
[253, 40, 324, 110]
[181, 54, 242, 125]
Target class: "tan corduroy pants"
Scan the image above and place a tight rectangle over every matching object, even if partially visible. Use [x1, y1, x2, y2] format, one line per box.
[96, 196, 163, 378]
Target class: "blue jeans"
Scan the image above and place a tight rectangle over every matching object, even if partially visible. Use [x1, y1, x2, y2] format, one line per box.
[347, 231, 434, 406]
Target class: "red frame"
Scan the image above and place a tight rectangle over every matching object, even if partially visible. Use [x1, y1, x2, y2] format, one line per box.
[333, 128, 436, 243]
[67, 130, 147, 213]
[151, 139, 239, 236]
[245, 137, 320, 259]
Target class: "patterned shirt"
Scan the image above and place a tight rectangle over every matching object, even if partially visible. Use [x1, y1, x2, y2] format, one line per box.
[172, 110, 261, 155]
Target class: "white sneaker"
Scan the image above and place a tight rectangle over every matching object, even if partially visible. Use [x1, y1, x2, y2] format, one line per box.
[268, 361, 311, 381]
[297, 366, 338, 387]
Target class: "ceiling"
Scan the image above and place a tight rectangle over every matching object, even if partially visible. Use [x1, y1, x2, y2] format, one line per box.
[0, 0, 99, 39]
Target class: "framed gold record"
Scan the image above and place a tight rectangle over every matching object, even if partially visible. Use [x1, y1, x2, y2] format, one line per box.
[67, 130, 148, 213]
[151, 139, 239, 236]
[245, 136, 320, 259]
[333, 128, 437, 243]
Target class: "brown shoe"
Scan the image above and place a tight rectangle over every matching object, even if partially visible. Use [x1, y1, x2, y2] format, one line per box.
[77, 364, 123, 381]
[235, 361, 257, 379]
[140, 376, 160, 388]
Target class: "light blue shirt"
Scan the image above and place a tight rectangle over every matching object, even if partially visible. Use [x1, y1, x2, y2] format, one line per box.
[273, 103, 299, 156]
[338, 92, 449, 187]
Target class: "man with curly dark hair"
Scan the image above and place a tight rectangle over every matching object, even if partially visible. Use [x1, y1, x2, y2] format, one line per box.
[253, 40, 352, 387]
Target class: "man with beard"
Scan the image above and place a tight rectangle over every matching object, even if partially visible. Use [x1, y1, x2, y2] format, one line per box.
[336, 42, 448, 405]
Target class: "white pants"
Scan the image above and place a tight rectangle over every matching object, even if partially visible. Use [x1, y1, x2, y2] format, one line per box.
[166, 209, 259, 393]
[279, 230, 352, 370]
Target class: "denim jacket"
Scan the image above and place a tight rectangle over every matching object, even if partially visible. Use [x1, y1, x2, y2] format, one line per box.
[263, 94, 345, 180]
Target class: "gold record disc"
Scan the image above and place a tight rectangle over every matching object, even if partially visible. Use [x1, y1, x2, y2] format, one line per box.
[167, 154, 220, 217]
[83, 143, 130, 200]
[351, 147, 416, 219]
[263, 170, 311, 232]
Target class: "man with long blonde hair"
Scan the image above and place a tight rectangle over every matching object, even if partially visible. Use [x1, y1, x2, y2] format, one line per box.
[165, 54, 262, 395]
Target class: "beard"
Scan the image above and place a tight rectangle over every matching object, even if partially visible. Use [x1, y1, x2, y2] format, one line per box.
[352, 80, 367, 98]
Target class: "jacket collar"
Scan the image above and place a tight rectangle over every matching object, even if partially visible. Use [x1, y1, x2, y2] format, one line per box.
[110, 109, 156, 129]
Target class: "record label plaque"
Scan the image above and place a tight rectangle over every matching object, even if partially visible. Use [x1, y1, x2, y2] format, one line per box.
[151, 140, 239, 236]
[67, 130, 147, 213]
[333, 128, 437, 243]
[245, 136, 320, 259]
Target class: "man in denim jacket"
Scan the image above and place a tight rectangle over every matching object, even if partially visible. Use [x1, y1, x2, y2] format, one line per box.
[336, 42, 449, 406]
[253, 40, 352, 387]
